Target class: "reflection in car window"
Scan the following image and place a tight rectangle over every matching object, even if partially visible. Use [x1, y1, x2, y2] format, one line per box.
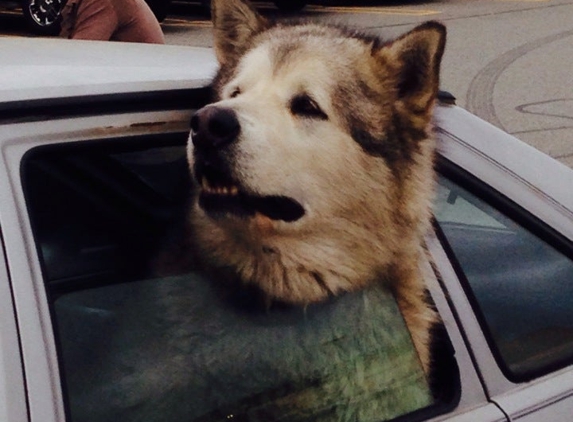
[435, 175, 573, 380]
[23, 138, 440, 422]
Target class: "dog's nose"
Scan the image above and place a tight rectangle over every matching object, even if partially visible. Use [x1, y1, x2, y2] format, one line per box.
[190, 106, 240, 151]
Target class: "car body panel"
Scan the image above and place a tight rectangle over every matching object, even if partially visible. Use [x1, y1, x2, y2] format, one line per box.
[434, 406, 507, 422]
[435, 105, 573, 243]
[0, 38, 218, 104]
[494, 369, 573, 421]
[1, 129, 65, 422]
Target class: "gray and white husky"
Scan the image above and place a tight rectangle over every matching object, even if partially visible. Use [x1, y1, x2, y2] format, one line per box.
[187, 0, 446, 371]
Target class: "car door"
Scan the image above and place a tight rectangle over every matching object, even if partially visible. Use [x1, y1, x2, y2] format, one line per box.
[432, 105, 573, 421]
[1, 90, 508, 422]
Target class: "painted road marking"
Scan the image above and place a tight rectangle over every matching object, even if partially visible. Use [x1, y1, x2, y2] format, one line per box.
[164, 18, 212, 28]
[305, 5, 440, 16]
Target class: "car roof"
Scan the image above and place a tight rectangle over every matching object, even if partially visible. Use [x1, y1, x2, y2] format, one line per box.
[0, 38, 218, 103]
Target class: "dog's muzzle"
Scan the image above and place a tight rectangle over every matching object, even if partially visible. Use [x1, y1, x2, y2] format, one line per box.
[189, 106, 305, 223]
[191, 106, 240, 152]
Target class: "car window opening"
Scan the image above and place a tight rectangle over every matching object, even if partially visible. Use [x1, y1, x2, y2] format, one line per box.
[22, 137, 460, 422]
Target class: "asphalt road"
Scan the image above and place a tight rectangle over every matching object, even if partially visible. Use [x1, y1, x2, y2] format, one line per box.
[1, 0, 572, 168]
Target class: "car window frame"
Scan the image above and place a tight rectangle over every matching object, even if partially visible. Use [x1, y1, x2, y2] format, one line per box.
[0, 87, 211, 125]
[22, 136, 465, 422]
[0, 228, 29, 422]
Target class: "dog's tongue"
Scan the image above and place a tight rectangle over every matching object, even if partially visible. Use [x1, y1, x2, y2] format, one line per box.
[199, 191, 305, 222]
[250, 195, 305, 222]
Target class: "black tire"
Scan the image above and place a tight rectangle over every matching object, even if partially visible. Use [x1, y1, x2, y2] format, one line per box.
[21, 0, 63, 36]
[145, 0, 171, 22]
[273, 0, 306, 12]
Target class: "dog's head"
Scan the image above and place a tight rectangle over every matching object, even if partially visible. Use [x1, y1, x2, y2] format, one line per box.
[187, 0, 446, 304]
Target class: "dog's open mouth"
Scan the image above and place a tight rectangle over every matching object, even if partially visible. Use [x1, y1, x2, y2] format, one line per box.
[195, 166, 305, 222]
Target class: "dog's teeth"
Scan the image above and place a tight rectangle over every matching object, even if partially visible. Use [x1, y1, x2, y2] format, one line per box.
[199, 178, 240, 196]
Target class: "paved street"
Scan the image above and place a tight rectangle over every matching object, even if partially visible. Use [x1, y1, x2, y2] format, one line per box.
[1, 0, 572, 167]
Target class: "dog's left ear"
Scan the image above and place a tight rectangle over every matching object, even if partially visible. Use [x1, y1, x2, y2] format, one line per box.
[211, 0, 268, 66]
[379, 21, 446, 112]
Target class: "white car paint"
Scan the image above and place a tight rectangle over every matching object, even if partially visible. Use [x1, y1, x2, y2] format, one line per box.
[435, 105, 573, 240]
[0, 38, 218, 102]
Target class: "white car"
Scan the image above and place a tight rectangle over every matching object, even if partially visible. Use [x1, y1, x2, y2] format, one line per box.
[0, 38, 572, 422]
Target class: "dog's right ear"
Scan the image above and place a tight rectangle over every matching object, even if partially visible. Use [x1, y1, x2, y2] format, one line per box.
[211, 0, 268, 66]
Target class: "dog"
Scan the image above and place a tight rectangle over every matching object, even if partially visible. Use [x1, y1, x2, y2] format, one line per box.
[187, 0, 446, 373]
[59, 3, 448, 421]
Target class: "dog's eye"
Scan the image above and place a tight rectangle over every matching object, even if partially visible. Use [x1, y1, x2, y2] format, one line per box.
[290, 95, 328, 120]
[229, 88, 241, 98]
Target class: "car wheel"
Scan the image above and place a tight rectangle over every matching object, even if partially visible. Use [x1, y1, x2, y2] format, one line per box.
[273, 0, 306, 12]
[21, 0, 64, 36]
